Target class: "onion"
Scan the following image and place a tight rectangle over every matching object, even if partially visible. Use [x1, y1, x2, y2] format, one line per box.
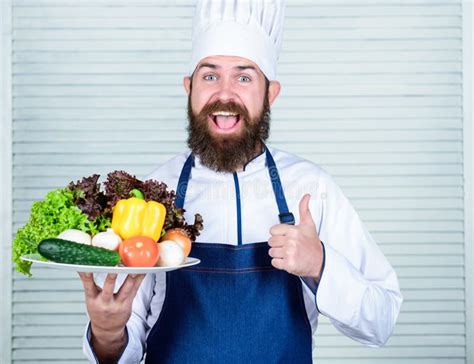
[157, 240, 185, 267]
[57, 229, 91, 245]
[161, 228, 192, 257]
[92, 228, 122, 251]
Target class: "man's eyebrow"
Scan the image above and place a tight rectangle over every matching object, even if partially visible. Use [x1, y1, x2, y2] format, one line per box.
[236, 65, 257, 72]
[197, 63, 218, 70]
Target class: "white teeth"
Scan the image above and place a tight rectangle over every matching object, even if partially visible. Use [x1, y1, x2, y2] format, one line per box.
[212, 111, 238, 116]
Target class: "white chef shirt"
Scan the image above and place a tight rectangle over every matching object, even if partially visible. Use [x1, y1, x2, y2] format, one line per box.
[83, 146, 403, 363]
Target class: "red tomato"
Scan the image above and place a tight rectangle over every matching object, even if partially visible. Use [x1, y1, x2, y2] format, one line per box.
[161, 228, 192, 257]
[119, 236, 159, 267]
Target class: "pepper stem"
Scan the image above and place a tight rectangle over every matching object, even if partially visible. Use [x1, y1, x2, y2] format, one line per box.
[130, 188, 144, 200]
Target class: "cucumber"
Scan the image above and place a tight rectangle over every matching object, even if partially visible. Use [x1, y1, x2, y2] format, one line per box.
[38, 238, 120, 266]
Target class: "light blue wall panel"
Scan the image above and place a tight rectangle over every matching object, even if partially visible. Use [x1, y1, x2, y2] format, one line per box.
[10, 0, 466, 363]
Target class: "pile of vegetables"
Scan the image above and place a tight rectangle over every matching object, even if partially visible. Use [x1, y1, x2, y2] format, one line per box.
[13, 171, 203, 276]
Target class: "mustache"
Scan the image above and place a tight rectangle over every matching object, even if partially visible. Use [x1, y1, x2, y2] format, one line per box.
[198, 100, 251, 122]
[186, 93, 272, 173]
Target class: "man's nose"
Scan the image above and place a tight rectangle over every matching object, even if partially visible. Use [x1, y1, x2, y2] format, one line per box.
[214, 79, 237, 103]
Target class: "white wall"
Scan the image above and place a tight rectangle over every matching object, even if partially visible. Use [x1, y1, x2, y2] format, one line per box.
[1, 1, 471, 363]
[462, 2, 474, 363]
[1, 0, 13, 363]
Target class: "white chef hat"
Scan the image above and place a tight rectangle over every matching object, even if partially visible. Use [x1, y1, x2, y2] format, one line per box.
[189, 0, 285, 81]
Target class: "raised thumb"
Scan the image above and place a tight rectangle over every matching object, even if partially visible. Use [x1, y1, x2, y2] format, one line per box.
[298, 193, 314, 226]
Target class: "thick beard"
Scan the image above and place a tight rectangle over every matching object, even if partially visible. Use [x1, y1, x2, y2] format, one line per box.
[186, 95, 271, 173]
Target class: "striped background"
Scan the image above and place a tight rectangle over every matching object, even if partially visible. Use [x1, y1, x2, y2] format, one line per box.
[9, 1, 466, 363]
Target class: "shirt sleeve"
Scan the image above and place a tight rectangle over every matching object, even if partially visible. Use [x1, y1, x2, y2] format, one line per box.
[82, 273, 157, 363]
[314, 173, 403, 347]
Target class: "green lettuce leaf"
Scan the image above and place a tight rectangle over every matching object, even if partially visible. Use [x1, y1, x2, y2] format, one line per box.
[12, 188, 109, 276]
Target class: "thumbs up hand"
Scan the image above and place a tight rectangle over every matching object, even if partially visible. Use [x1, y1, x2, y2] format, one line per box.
[268, 194, 324, 281]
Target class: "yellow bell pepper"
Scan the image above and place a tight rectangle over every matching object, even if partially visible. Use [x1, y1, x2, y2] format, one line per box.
[111, 189, 166, 241]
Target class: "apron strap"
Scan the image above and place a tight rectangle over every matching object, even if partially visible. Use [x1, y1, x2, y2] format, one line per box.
[264, 146, 295, 225]
[175, 153, 194, 209]
[175, 146, 295, 225]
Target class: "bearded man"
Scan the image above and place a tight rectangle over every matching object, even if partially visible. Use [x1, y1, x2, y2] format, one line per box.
[80, 1, 402, 363]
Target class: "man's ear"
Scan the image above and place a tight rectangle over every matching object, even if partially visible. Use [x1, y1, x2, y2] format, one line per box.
[268, 81, 281, 106]
[183, 76, 192, 96]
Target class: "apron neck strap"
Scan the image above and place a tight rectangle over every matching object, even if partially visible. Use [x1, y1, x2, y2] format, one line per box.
[175, 153, 194, 210]
[175, 146, 295, 225]
[264, 146, 295, 225]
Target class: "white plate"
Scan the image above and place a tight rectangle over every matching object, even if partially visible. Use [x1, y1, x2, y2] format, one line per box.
[21, 254, 200, 274]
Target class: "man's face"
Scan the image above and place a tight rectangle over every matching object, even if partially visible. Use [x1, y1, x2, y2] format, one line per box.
[184, 55, 280, 173]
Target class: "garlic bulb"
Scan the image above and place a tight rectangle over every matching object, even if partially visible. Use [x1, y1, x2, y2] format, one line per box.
[91, 228, 122, 251]
[157, 240, 185, 267]
[57, 229, 91, 245]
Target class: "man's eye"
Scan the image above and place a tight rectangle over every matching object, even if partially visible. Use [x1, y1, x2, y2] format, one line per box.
[204, 75, 217, 81]
[239, 75, 251, 82]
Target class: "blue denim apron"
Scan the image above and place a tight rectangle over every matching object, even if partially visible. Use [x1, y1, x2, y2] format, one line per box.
[145, 147, 312, 364]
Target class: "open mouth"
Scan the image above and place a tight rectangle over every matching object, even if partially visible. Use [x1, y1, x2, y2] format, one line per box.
[209, 111, 241, 133]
